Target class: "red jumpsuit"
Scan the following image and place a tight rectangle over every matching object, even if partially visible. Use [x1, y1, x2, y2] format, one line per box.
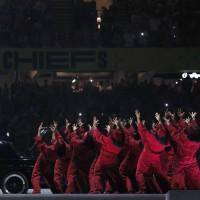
[53, 130, 72, 193]
[119, 126, 142, 193]
[31, 137, 61, 194]
[65, 128, 90, 193]
[166, 121, 200, 190]
[89, 130, 116, 194]
[136, 123, 171, 193]
[88, 132, 101, 193]
[93, 128, 126, 193]
[163, 119, 185, 184]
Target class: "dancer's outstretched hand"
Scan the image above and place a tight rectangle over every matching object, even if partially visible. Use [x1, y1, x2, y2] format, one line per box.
[38, 122, 44, 137]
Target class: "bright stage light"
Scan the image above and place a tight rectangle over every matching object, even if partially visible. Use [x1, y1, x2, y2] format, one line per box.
[97, 17, 101, 23]
[182, 73, 188, 79]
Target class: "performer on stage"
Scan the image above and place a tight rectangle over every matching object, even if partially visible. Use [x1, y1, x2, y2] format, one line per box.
[135, 110, 171, 194]
[31, 122, 62, 194]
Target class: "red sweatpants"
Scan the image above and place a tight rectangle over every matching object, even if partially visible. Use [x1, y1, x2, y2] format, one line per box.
[65, 159, 89, 193]
[94, 154, 126, 193]
[54, 158, 70, 193]
[119, 153, 138, 193]
[171, 161, 200, 190]
[136, 151, 171, 193]
[31, 154, 61, 194]
[89, 156, 98, 193]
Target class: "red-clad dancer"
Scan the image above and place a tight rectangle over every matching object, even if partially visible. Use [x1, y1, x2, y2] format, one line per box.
[135, 110, 171, 194]
[89, 120, 118, 194]
[162, 109, 188, 185]
[166, 110, 197, 189]
[64, 119, 90, 193]
[119, 117, 143, 193]
[88, 123, 102, 193]
[104, 118, 125, 194]
[92, 117, 126, 193]
[31, 123, 61, 194]
[160, 109, 194, 184]
[52, 120, 73, 193]
[164, 111, 200, 190]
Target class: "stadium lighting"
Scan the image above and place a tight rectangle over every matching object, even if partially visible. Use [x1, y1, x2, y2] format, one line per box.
[97, 17, 101, 23]
[165, 103, 169, 107]
[72, 79, 76, 83]
[182, 72, 200, 79]
[182, 73, 188, 79]
[79, 113, 82, 116]
[189, 72, 200, 79]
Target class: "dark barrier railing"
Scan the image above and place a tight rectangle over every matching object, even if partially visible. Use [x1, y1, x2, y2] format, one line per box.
[0, 194, 165, 200]
[1, 191, 200, 200]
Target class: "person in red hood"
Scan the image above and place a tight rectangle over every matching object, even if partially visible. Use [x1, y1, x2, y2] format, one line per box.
[89, 118, 121, 194]
[135, 110, 171, 194]
[164, 111, 200, 190]
[64, 119, 91, 193]
[52, 120, 74, 193]
[88, 123, 102, 194]
[31, 122, 62, 194]
[92, 117, 126, 193]
[161, 109, 194, 184]
[164, 109, 191, 187]
[119, 117, 143, 193]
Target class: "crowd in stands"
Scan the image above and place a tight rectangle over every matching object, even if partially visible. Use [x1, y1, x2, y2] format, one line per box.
[104, 0, 200, 47]
[0, 0, 55, 48]
[0, 76, 199, 154]
[0, 0, 199, 48]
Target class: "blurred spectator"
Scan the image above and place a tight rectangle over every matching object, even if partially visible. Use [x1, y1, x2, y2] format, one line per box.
[123, 28, 136, 47]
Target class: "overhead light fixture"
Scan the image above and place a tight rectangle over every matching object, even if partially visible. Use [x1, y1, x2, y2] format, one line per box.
[97, 17, 101, 23]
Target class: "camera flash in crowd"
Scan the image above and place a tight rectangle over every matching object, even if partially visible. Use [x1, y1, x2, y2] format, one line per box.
[7, 132, 10, 137]
[72, 79, 76, 83]
[176, 81, 178, 84]
[97, 17, 101, 23]
[141, 32, 144, 36]
[165, 103, 169, 107]
[90, 78, 93, 83]
[101, 113, 104, 116]
[79, 113, 82, 116]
